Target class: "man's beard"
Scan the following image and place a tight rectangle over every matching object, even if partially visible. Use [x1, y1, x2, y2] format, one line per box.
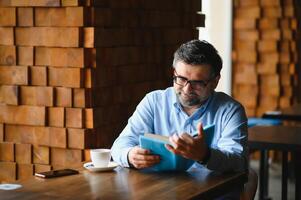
[176, 91, 204, 107]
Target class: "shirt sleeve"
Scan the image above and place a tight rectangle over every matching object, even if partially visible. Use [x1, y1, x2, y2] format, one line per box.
[206, 104, 248, 173]
[111, 93, 155, 167]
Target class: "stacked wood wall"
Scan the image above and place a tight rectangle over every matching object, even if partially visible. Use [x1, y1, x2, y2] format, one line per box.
[233, 0, 299, 117]
[295, 1, 301, 103]
[0, 0, 204, 182]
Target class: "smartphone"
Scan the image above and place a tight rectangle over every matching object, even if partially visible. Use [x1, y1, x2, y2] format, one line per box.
[35, 169, 79, 178]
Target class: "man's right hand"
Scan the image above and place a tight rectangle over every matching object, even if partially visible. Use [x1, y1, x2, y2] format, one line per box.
[128, 146, 160, 169]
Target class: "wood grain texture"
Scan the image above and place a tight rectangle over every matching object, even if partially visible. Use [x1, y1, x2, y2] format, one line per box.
[0, 28, 14, 45]
[0, 162, 16, 182]
[30, 66, 47, 86]
[35, 47, 84, 68]
[17, 46, 33, 65]
[34, 164, 52, 173]
[15, 143, 32, 164]
[73, 88, 91, 108]
[15, 27, 80, 47]
[51, 148, 82, 166]
[0, 105, 45, 126]
[55, 87, 72, 107]
[0, 46, 16, 65]
[48, 107, 65, 127]
[0, 124, 3, 142]
[17, 163, 34, 180]
[20, 86, 53, 106]
[35, 7, 84, 27]
[0, 85, 18, 105]
[0, 66, 27, 85]
[66, 108, 83, 128]
[17, 7, 33, 26]
[5, 125, 50, 146]
[9, 0, 60, 7]
[67, 128, 95, 149]
[49, 67, 83, 88]
[0, 142, 14, 162]
[33, 145, 49, 165]
[0, 7, 16, 26]
[49, 127, 67, 148]
[0, 167, 247, 200]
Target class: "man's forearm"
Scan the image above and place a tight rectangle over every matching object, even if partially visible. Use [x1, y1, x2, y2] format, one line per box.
[206, 148, 247, 173]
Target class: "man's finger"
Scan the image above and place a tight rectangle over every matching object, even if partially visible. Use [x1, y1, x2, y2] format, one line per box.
[197, 122, 204, 137]
[165, 144, 187, 157]
[134, 154, 160, 161]
[134, 159, 159, 165]
[169, 134, 187, 149]
[134, 147, 151, 155]
[179, 133, 194, 144]
[132, 156, 160, 169]
[165, 144, 175, 152]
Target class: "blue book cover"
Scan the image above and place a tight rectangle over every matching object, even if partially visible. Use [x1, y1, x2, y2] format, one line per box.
[139, 124, 215, 171]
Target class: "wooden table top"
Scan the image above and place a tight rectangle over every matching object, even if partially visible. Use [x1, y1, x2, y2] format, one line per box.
[0, 166, 247, 200]
[263, 104, 301, 121]
[248, 125, 301, 151]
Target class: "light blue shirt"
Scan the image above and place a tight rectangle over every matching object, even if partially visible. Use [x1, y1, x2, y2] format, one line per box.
[111, 87, 248, 173]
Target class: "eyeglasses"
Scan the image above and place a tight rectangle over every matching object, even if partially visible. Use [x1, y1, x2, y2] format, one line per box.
[173, 72, 214, 90]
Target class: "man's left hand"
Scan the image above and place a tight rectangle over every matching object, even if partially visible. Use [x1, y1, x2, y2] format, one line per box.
[165, 122, 208, 162]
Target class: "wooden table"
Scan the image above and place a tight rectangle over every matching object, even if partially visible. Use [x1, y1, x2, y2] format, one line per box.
[249, 125, 301, 200]
[0, 166, 247, 200]
[263, 104, 301, 121]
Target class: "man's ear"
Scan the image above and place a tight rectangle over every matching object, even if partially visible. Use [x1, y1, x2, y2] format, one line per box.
[212, 75, 220, 89]
[171, 67, 175, 75]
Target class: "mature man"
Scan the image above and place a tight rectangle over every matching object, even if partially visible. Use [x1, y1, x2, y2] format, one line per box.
[111, 40, 248, 174]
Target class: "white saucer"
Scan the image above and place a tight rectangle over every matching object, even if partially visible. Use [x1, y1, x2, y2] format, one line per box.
[83, 162, 119, 172]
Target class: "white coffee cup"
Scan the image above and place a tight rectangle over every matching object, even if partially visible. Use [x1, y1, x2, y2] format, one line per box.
[90, 149, 111, 168]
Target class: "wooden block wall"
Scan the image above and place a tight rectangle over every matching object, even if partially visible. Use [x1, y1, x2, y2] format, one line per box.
[295, 2, 301, 102]
[0, 0, 204, 182]
[233, 0, 299, 117]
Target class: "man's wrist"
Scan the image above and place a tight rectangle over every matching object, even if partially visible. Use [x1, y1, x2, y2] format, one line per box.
[127, 149, 134, 168]
[198, 148, 211, 165]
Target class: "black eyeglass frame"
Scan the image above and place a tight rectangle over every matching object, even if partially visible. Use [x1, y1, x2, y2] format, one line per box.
[173, 71, 216, 89]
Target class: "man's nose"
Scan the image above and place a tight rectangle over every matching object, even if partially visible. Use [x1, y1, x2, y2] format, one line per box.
[183, 81, 193, 92]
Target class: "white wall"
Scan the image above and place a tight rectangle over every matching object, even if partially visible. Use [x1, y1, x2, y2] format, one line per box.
[199, 0, 233, 95]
